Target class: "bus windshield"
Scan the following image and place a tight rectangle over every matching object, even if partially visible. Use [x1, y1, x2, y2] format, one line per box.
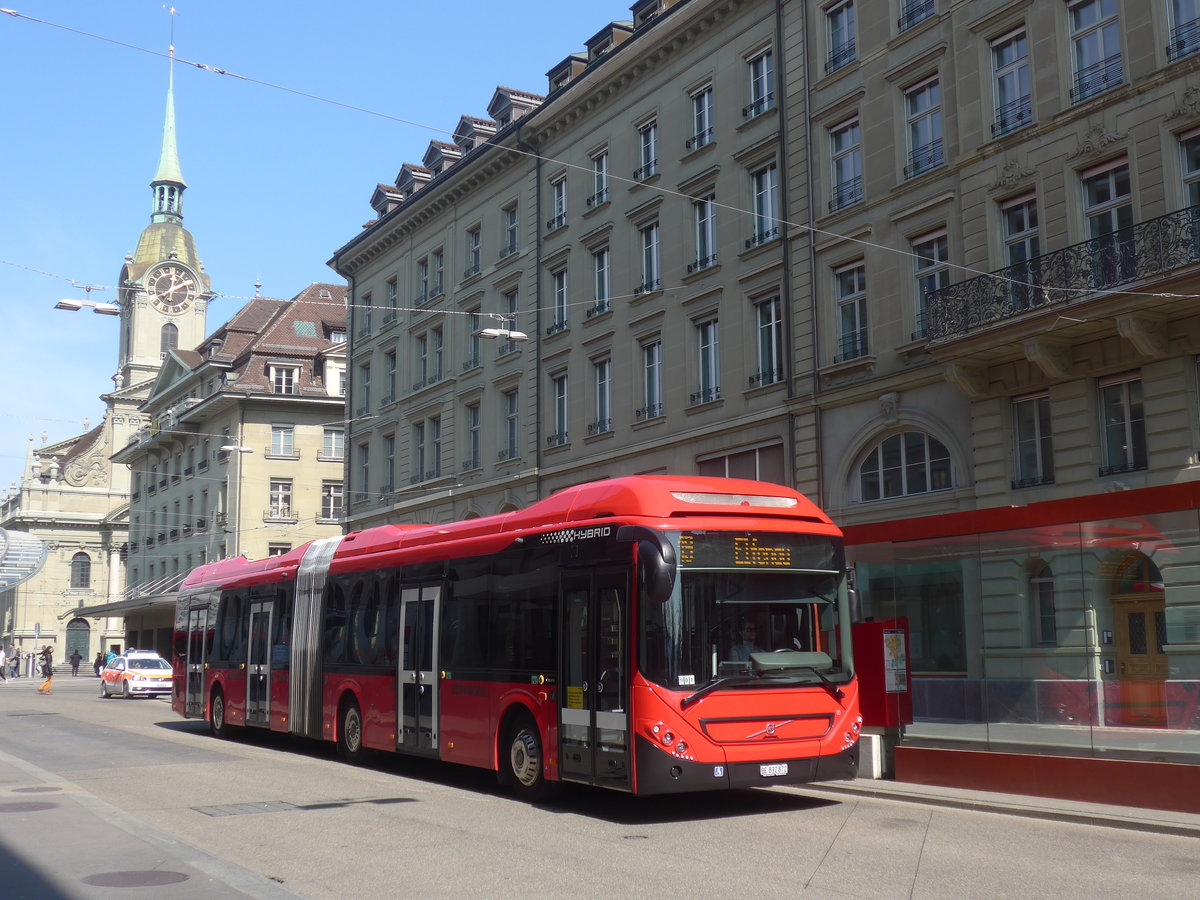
[638, 531, 849, 691]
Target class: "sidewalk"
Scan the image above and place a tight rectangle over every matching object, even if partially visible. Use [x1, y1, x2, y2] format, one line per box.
[798, 777, 1200, 839]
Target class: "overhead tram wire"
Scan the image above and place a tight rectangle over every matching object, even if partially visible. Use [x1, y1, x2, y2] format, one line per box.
[3, 7, 1197, 311]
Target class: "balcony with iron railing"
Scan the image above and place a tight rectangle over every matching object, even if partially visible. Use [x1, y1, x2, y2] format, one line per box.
[829, 176, 862, 212]
[748, 368, 783, 388]
[687, 254, 718, 274]
[1071, 54, 1123, 103]
[992, 95, 1032, 137]
[587, 418, 612, 436]
[745, 225, 780, 249]
[586, 299, 612, 318]
[834, 330, 869, 364]
[742, 92, 775, 118]
[635, 402, 663, 421]
[633, 160, 659, 182]
[587, 187, 609, 208]
[898, 0, 934, 32]
[546, 319, 568, 336]
[905, 138, 944, 179]
[925, 204, 1200, 342]
[690, 386, 721, 405]
[826, 40, 855, 74]
[546, 431, 569, 448]
[686, 127, 713, 151]
[1169, 18, 1200, 61]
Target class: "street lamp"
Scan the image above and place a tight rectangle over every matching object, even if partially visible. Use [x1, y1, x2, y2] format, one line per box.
[55, 298, 121, 316]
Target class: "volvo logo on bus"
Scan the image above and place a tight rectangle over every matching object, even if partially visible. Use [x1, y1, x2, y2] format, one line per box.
[539, 526, 613, 545]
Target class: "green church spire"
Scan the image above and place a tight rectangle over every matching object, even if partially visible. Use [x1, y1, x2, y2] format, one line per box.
[150, 49, 186, 225]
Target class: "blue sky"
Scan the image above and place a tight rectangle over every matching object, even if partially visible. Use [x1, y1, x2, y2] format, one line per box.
[0, 0, 624, 490]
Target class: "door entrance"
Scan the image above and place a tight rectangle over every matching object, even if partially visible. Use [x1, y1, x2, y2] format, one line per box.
[397, 584, 440, 754]
[558, 567, 630, 789]
[1110, 554, 1168, 727]
[245, 599, 273, 727]
[184, 602, 210, 718]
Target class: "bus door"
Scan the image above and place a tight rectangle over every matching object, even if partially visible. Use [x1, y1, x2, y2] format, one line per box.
[559, 567, 630, 789]
[245, 598, 273, 728]
[184, 602, 209, 718]
[398, 584, 441, 755]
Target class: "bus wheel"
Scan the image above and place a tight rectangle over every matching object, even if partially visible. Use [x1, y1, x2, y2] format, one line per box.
[505, 713, 549, 801]
[338, 698, 367, 765]
[210, 688, 231, 739]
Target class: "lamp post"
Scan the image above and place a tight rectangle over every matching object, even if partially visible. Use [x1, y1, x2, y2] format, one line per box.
[53, 286, 120, 316]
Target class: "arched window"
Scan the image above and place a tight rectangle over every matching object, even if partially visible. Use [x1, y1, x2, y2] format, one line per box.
[161, 323, 179, 353]
[1030, 561, 1056, 647]
[858, 431, 951, 501]
[70, 552, 92, 589]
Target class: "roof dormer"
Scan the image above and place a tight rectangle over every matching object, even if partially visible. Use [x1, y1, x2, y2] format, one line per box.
[547, 53, 588, 93]
[487, 86, 545, 129]
[453, 116, 498, 152]
[631, 0, 679, 30]
[422, 140, 463, 176]
[585, 21, 634, 63]
[394, 163, 431, 200]
[369, 183, 404, 217]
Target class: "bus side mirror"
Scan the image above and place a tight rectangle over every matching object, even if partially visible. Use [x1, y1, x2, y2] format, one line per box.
[848, 587, 862, 624]
[616, 526, 677, 603]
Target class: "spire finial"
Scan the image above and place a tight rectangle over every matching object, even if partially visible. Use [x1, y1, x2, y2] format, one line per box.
[151, 5, 186, 224]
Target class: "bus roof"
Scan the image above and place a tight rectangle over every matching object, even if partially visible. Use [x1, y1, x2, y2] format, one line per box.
[180, 475, 838, 589]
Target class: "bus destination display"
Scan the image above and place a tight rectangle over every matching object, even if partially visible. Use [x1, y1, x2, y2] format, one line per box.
[677, 531, 841, 571]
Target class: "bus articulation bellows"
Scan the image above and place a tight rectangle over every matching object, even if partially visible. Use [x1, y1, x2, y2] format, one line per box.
[173, 475, 860, 797]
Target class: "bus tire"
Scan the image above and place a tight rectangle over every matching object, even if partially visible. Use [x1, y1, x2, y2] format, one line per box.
[337, 696, 368, 765]
[210, 687, 231, 739]
[503, 711, 550, 801]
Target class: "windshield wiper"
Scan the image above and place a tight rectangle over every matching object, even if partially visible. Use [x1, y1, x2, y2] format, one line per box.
[797, 666, 844, 699]
[681, 674, 760, 708]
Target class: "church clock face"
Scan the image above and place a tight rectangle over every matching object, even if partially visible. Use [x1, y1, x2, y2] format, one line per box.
[146, 263, 198, 315]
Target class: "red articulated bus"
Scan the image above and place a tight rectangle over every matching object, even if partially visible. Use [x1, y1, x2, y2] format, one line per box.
[172, 475, 860, 797]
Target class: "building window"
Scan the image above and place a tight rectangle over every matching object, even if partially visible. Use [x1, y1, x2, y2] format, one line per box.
[859, 431, 952, 501]
[748, 163, 779, 247]
[429, 417, 442, 478]
[836, 262, 868, 361]
[431, 249, 444, 296]
[359, 292, 373, 335]
[385, 350, 397, 401]
[1183, 129, 1200, 206]
[1002, 194, 1041, 308]
[1013, 394, 1054, 487]
[501, 204, 519, 256]
[270, 366, 298, 395]
[466, 311, 482, 369]
[898, 0, 934, 32]
[992, 29, 1031, 136]
[269, 480, 293, 518]
[745, 47, 775, 117]
[689, 85, 714, 149]
[267, 544, 291, 557]
[1170, 0, 1200, 60]
[464, 402, 481, 470]
[1099, 375, 1146, 475]
[548, 177, 567, 231]
[912, 231, 949, 339]
[592, 358, 612, 434]
[636, 120, 658, 181]
[751, 297, 784, 387]
[692, 194, 717, 271]
[160, 323, 178, 354]
[322, 427, 344, 460]
[431, 327, 443, 380]
[698, 443, 786, 483]
[465, 226, 481, 277]
[357, 363, 370, 414]
[830, 118, 862, 211]
[694, 318, 720, 404]
[550, 373, 569, 445]
[1030, 561, 1057, 647]
[592, 247, 611, 314]
[639, 222, 661, 293]
[417, 258, 429, 301]
[544, 269, 569, 335]
[415, 335, 428, 387]
[589, 149, 609, 206]
[386, 277, 398, 319]
[502, 389, 519, 460]
[1069, 0, 1122, 102]
[904, 77, 943, 178]
[826, 0, 856, 72]
[499, 290, 521, 354]
[270, 424, 295, 456]
[640, 339, 663, 420]
[1082, 161, 1134, 284]
[70, 552, 91, 590]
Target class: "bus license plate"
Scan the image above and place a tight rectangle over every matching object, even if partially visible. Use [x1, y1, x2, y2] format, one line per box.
[760, 763, 788, 777]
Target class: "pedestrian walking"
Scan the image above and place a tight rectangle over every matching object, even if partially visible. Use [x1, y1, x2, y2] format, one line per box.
[0, 644, 7, 683]
[69, 649, 82, 676]
[93, 651, 104, 677]
[10, 646, 20, 679]
[37, 646, 53, 694]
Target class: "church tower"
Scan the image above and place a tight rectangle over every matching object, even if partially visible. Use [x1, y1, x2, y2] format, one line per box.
[115, 50, 210, 392]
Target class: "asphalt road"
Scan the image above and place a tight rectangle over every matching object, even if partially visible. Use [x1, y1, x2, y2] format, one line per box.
[1, 674, 1197, 899]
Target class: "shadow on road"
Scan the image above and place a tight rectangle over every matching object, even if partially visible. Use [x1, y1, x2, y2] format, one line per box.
[0, 840, 73, 899]
[150, 717, 843, 822]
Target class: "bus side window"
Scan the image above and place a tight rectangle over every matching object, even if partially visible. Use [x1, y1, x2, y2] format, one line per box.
[324, 578, 348, 664]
